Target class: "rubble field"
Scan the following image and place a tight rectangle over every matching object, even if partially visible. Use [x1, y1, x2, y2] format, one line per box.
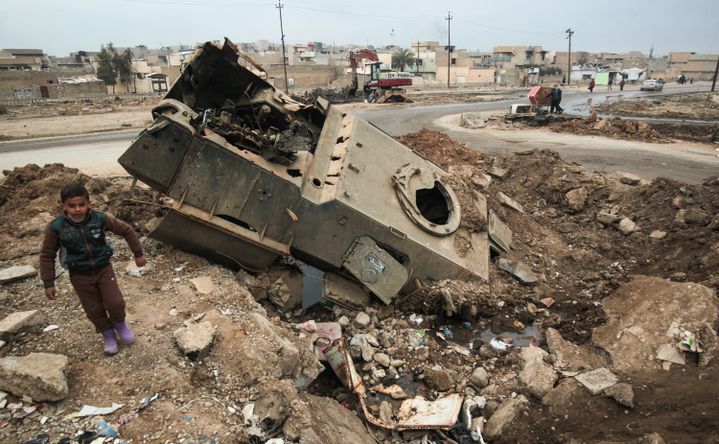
[594, 92, 719, 121]
[0, 96, 159, 120]
[0, 129, 717, 443]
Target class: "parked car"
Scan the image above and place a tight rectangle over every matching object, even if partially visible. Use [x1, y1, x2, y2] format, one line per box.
[640, 79, 664, 91]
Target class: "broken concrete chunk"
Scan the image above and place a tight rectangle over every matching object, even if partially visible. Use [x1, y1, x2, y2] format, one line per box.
[518, 347, 558, 398]
[267, 268, 303, 311]
[173, 321, 216, 361]
[488, 166, 509, 179]
[574, 367, 618, 395]
[649, 230, 667, 239]
[483, 395, 529, 439]
[460, 112, 486, 129]
[0, 265, 37, 284]
[619, 172, 642, 185]
[469, 367, 489, 388]
[604, 382, 634, 408]
[542, 378, 584, 417]
[565, 187, 588, 211]
[545, 328, 604, 372]
[498, 192, 525, 213]
[488, 211, 512, 253]
[497, 258, 538, 285]
[353, 312, 371, 329]
[0, 353, 68, 401]
[618, 218, 640, 235]
[0, 310, 46, 336]
[190, 276, 214, 295]
[655, 343, 685, 365]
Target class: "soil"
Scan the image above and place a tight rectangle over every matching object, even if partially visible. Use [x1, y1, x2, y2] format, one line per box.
[594, 92, 719, 120]
[0, 126, 718, 442]
[499, 113, 719, 144]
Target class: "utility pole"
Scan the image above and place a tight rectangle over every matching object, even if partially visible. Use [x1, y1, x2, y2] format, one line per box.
[712, 55, 719, 92]
[276, 1, 289, 93]
[565, 28, 574, 86]
[446, 11, 453, 88]
[413, 41, 421, 76]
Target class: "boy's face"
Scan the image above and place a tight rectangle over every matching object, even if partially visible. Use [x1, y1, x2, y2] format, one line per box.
[62, 196, 90, 220]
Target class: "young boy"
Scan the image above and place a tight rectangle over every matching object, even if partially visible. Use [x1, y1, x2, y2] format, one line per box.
[39, 182, 146, 355]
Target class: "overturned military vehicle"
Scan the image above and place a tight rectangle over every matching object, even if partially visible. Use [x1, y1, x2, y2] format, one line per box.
[119, 38, 488, 304]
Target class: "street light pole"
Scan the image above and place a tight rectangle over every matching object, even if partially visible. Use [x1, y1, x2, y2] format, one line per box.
[446, 11, 452, 89]
[276, 1, 289, 93]
[565, 28, 574, 86]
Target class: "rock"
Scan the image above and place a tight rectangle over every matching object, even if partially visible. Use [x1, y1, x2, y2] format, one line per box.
[649, 230, 667, 239]
[173, 321, 217, 361]
[619, 172, 642, 185]
[0, 310, 46, 337]
[592, 277, 719, 372]
[638, 433, 666, 444]
[497, 258, 538, 285]
[423, 368, 455, 391]
[337, 316, 349, 327]
[471, 173, 492, 189]
[390, 359, 405, 368]
[674, 208, 709, 225]
[469, 367, 489, 388]
[0, 265, 37, 284]
[542, 378, 584, 417]
[519, 347, 558, 398]
[574, 368, 618, 395]
[565, 187, 588, 211]
[545, 328, 604, 371]
[283, 394, 374, 444]
[0, 353, 68, 401]
[190, 276, 214, 295]
[596, 209, 621, 225]
[498, 192, 525, 213]
[617, 218, 640, 235]
[448, 165, 475, 178]
[488, 166, 508, 179]
[483, 395, 529, 439]
[18, 212, 52, 236]
[708, 213, 719, 230]
[373, 352, 390, 368]
[353, 312, 371, 329]
[655, 343, 685, 365]
[604, 382, 634, 408]
[267, 267, 303, 311]
[539, 297, 555, 308]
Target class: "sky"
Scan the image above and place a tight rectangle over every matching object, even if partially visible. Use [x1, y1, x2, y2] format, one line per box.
[1, 0, 718, 57]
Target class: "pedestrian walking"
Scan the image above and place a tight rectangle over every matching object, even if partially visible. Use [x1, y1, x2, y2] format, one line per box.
[588, 79, 595, 93]
[550, 84, 564, 114]
[607, 77, 613, 91]
[619, 78, 625, 91]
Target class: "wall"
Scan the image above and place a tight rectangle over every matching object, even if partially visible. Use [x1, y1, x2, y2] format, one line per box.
[0, 70, 58, 99]
[266, 65, 344, 89]
[436, 66, 495, 85]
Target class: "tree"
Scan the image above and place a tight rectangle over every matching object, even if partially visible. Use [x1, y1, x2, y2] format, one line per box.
[577, 51, 590, 66]
[391, 48, 415, 72]
[113, 48, 133, 93]
[96, 45, 117, 94]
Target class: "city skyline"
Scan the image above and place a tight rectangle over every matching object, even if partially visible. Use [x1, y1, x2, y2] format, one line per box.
[1, 0, 718, 57]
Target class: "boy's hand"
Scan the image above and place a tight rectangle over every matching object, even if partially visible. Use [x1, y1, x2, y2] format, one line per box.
[135, 256, 147, 267]
[45, 287, 57, 300]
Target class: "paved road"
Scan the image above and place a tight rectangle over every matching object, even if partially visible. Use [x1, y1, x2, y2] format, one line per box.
[0, 84, 717, 183]
[352, 84, 719, 184]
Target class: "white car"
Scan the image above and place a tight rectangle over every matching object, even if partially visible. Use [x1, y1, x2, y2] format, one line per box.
[640, 80, 664, 91]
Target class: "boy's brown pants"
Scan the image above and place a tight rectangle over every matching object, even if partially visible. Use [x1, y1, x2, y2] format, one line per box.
[70, 264, 126, 333]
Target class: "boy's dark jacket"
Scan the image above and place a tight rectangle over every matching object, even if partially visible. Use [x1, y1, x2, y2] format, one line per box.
[39, 211, 143, 288]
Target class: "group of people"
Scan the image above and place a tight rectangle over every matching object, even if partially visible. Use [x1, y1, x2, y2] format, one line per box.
[588, 77, 625, 93]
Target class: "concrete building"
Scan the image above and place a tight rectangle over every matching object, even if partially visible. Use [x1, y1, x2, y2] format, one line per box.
[0, 49, 49, 71]
[667, 52, 719, 81]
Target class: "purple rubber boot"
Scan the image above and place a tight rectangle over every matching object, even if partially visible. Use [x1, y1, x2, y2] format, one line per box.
[114, 321, 135, 345]
[101, 330, 119, 355]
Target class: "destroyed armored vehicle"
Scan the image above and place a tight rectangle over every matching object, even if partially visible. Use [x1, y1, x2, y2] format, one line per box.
[119, 39, 489, 304]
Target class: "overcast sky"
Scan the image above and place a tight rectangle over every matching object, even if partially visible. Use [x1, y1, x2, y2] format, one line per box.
[1, 0, 717, 57]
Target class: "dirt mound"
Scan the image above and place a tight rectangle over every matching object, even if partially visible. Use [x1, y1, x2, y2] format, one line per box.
[595, 92, 719, 120]
[397, 128, 487, 169]
[550, 115, 669, 142]
[291, 87, 360, 105]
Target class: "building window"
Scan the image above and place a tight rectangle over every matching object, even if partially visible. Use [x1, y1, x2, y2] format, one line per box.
[451, 58, 456, 65]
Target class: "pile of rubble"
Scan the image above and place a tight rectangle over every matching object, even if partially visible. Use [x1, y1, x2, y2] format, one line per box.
[594, 92, 719, 120]
[0, 122, 718, 442]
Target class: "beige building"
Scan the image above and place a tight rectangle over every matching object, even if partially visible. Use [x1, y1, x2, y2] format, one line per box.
[0, 49, 49, 71]
[667, 52, 719, 81]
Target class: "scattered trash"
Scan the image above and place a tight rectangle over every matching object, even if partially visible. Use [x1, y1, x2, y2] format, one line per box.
[95, 420, 118, 437]
[69, 403, 124, 418]
[42, 325, 59, 333]
[294, 320, 342, 359]
[678, 330, 703, 353]
[118, 412, 138, 425]
[138, 393, 159, 411]
[490, 337, 511, 351]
